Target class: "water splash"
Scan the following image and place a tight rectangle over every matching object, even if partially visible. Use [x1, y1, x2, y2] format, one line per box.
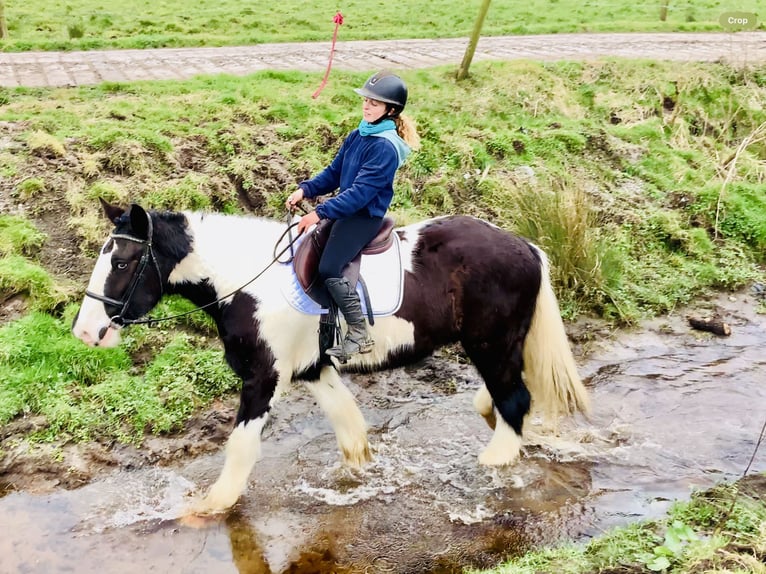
[78, 469, 196, 532]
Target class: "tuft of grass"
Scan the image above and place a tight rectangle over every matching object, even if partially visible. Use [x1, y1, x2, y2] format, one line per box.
[0, 215, 46, 256]
[27, 130, 66, 158]
[0, 255, 73, 311]
[144, 173, 215, 210]
[15, 177, 46, 199]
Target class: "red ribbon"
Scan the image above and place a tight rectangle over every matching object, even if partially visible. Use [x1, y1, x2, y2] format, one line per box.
[312, 11, 344, 99]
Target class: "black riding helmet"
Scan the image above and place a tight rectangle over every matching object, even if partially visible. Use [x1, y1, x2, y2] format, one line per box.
[354, 71, 408, 117]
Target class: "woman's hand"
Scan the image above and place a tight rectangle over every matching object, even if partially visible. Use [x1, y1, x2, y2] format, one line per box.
[285, 189, 304, 211]
[297, 211, 320, 235]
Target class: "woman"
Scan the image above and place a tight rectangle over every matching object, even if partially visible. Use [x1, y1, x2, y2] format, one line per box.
[285, 70, 420, 359]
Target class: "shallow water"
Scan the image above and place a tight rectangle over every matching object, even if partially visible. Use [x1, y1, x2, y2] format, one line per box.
[1, 295, 764, 573]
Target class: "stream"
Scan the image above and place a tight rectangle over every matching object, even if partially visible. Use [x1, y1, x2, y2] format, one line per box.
[1, 292, 764, 573]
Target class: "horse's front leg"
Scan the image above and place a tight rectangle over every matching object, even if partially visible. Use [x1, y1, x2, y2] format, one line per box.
[306, 366, 371, 467]
[191, 369, 277, 515]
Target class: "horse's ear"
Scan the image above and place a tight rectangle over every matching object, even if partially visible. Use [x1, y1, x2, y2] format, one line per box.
[99, 197, 124, 224]
[128, 203, 153, 241]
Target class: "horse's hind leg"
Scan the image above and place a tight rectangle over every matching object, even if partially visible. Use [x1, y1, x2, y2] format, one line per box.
[473, 384, 496, 430]
[306, 366, 371, 466]
[464, 337, 530, 466]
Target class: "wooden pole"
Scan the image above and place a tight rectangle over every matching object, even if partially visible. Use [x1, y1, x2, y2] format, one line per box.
[0, 0, 8, 39]
[659, 0, 669, 22]
[456, 0, 492, 80]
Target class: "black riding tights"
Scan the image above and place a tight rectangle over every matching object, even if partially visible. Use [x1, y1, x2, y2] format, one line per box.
[318, 214, 384, 281]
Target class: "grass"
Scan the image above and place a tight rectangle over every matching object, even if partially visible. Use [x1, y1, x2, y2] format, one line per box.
[0, 215, 73, 311]
[469, 476, 766, 574]
[0, 0, 763, 52]
[0, 215, 46, 256]
[0, 303, 235, 443]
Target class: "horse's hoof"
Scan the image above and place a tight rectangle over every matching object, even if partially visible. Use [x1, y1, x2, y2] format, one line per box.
[186, 486, 239, 516]
[478, 442, 520, 466]
[478, 450, 515, 466]
[179, 510, 226, 528]
[342, 442, 373, 467]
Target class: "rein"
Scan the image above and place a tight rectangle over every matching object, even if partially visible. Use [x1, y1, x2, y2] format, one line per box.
[86, 215, 303, 329]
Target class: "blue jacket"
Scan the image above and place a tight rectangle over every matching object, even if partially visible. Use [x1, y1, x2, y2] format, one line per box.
[299, 129, 409, 220]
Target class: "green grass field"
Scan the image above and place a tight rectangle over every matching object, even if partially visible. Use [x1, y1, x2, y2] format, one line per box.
[1, 0, 763, 51]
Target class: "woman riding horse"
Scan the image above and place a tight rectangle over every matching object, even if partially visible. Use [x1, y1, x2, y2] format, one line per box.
[286, 70, 420, 360]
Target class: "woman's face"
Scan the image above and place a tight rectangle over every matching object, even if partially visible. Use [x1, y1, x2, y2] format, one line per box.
[362, 97, 389, 123]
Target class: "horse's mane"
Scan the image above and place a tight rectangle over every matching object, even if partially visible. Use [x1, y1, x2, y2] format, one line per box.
[148, 210, 193, 262]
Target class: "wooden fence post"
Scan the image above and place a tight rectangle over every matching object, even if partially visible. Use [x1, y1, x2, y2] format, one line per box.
[659, 0, 669, 22]
[0, 0, 8, 39]
[456, 0, 492, 80]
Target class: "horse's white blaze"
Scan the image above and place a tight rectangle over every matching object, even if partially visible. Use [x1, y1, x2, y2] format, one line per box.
[478, 411, 522, 466]
[193, 415, 268, 514]
[72, 239, 122, 347]
[307, 367, 371, 466]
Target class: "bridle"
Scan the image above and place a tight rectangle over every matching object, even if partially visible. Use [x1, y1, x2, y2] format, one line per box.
[85, 231, 163, 328]
[84, 213, 303, 329]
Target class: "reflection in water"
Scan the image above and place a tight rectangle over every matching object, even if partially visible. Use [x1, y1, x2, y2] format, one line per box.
[227, 512, 271, 574]
[0, 296, 764, 573]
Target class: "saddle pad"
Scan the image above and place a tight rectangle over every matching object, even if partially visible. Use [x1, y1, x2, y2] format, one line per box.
[279, 231, 404, 316]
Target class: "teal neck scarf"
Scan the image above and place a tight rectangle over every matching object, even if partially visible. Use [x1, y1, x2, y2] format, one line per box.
[358, 118, 396, 136]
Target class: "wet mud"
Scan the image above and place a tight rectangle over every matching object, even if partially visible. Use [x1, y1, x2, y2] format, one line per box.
[0, 291, 764, 573]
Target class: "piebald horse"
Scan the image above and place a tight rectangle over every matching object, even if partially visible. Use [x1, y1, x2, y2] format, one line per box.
[72, 201, 589, 514]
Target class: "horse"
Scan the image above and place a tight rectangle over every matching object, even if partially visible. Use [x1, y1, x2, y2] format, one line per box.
[72, 200, 589, 515]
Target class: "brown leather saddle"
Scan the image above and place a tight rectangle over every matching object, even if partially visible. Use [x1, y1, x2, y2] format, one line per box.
[292, 216, 396, 308]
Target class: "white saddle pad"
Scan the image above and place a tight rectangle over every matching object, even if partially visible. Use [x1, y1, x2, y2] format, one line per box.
[279, 232, 404, 316]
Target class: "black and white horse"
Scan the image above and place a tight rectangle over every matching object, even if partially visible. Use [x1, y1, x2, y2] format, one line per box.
[72, 201, 589, 515]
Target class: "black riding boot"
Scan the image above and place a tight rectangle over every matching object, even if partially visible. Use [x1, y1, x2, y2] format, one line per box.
[324, 277, 374, 359]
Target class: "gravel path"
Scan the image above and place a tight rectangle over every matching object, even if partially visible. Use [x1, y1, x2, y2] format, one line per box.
[0, 31, 765, 87]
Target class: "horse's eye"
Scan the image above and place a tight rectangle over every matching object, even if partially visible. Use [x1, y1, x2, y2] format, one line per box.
[114, 262, 128, 271]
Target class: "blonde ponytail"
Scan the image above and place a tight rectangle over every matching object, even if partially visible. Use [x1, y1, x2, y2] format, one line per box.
[395, 114, 421, 151]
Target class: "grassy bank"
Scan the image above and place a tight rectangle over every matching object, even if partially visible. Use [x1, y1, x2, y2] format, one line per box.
[0, 0, 763, 52]
[0, 58, 764, 458]
[470, 475, 766, 574]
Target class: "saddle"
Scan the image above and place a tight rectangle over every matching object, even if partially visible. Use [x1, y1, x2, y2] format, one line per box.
[292, 217, 396, 307]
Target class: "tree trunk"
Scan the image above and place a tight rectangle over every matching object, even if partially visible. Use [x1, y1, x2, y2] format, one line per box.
[0, 0, 8, 39]
[659, 0, 669, 22]
[456, 0, 492, 80]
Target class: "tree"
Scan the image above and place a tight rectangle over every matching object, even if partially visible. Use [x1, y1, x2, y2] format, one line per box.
[456, 0, 492, 80]
[0, 0, 8, 39]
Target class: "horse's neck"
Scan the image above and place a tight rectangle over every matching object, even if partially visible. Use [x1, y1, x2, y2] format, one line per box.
[169, 212, 284, 294]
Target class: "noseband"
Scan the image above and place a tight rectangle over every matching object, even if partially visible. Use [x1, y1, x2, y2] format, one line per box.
[85, 232, 163, 328]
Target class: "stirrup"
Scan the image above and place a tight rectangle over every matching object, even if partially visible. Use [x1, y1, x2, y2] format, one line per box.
[326, 335, 374, 362]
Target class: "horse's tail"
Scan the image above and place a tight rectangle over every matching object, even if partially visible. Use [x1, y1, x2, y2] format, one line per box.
[523, 246, 590, 422]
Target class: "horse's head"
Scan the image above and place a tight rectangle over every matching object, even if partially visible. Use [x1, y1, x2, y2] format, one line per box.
[72, 199, 164, 347]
